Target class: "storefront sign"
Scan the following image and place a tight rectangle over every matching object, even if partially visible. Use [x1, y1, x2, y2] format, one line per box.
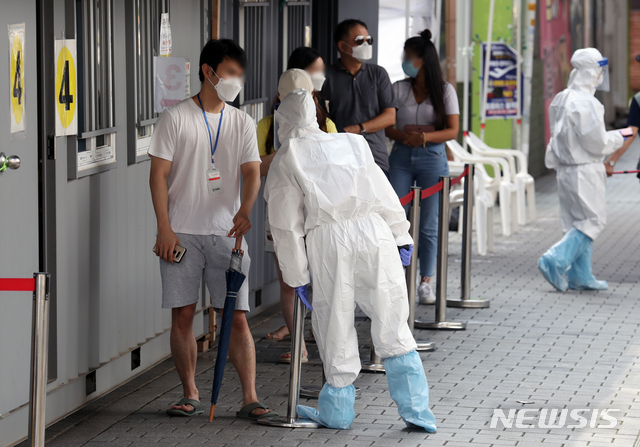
[539, 0, 572, 143]
[481, 42, 522, 119]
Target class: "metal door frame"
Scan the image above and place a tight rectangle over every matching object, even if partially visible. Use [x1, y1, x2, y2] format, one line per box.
[36, 0, 68, 381]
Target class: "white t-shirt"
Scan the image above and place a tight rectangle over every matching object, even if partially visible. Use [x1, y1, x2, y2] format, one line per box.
[148, 98, 261, 236]
[393, 79, 460, 132]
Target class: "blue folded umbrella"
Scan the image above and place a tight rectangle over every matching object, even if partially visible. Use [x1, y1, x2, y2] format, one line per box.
[209, 239, 245, 421]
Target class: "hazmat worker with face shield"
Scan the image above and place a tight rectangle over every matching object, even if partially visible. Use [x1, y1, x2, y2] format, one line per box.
[539, 48, 626, 291]
[264, 88, 436, 432]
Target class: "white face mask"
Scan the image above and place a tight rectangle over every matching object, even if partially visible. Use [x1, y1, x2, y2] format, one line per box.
[208, 70, 243, 102]
[596, 71, 604, 87]
[349, 42, 372, 62]
[309, 72, 326, 91]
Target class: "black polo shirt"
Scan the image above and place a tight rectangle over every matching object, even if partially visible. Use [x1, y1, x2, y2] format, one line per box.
[322, 59, 397, 172]
[628, 95, 640, 129]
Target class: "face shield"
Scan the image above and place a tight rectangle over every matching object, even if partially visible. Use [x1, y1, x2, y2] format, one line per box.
[273, 103, 281, 151]
[596, 57, 610, 92]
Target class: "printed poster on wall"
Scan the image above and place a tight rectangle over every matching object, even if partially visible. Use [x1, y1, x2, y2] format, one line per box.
[480, 42, 523, 120]
[159, 13, 172, 56]
[539, 0, 572, 143]
[8, 23, 25, 134]
[154, 56, 186, 113]
[54, 39, 78, 136]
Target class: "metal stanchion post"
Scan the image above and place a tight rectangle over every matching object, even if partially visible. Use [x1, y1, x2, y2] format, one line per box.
[406, 187, 435, 351]
[360, 338, 386, 373]
[28, 273, 50, 447]
[448, 164, 490, 308]
[414, 178, 466, 331]
[258, 296, 321, 428]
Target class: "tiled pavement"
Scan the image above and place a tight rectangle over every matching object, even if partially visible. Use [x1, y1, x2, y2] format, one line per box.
[30, 140, 640, 447]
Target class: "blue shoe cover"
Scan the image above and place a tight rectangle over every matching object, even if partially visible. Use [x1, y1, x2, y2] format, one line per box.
[538, 255, 567, 292]
[566, 242, 608, 290]
[384, 351, 437, 432]
[538, 229, 591, 292]
[296, 383, 355, 429]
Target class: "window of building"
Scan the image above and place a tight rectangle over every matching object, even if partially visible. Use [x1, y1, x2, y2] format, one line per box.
[238, 0, 270, 123]
[281, 0, 312, 72]
[126, 0, 170, 164]
[75, 0, 117, 175]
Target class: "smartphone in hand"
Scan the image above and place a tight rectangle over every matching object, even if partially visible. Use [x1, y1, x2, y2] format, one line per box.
[620, 127, 634, 138]
[152, 244, 187, 263]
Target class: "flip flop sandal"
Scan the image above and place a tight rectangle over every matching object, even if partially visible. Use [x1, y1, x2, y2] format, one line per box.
[166, 398, 204, 417]
[279, 352, 309, 364]
[236, 402, 279, 420]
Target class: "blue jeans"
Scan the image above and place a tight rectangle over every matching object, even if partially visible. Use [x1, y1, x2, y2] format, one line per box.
[389, 142, 449, 278]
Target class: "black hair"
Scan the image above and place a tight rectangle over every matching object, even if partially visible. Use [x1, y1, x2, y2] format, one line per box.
[198, 38, 246, 83]
[287, 46, 323, 70]
[404, 29, 447, 131]
[333, 19, 367, 46]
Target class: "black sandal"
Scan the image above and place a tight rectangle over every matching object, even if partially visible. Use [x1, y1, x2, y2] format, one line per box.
[236, 402, 278, 420]
[166, 398, 204, 417]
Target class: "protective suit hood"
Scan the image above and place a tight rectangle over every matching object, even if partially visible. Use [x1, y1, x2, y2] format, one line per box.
[274, 88, 322, 143]
[567, 48, 605, 95]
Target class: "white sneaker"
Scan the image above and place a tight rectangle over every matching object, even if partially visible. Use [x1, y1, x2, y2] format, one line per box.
[418, 281, 436, 304]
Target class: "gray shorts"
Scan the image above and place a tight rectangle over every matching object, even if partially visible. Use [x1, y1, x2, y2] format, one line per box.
[159, 233, 251, 310]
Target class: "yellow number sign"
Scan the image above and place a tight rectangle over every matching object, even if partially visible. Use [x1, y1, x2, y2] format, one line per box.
[10, 35, 24, 126]
[55, 45, 76, 129]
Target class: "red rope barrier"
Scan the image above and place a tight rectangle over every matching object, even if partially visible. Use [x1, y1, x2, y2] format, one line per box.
[612, 170, 640, 175]
[399, 191, 415, 207]
[451, 166, 470, 187]
[0, 278, 36, 292]
[421, 182, 444, 200]
[398, 166, 470, 204]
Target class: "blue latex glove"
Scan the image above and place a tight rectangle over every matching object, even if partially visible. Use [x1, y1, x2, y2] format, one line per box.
[399, 245, 414, 267]
[295, 285, 313, 311]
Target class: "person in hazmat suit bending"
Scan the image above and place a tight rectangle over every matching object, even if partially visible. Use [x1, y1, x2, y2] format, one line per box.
[264, 88, 437, 432]
[538, 48, 627, 291]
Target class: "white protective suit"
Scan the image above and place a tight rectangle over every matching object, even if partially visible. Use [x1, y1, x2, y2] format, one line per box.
[264, 89, 417, 389]
[545, 48, 624, 240]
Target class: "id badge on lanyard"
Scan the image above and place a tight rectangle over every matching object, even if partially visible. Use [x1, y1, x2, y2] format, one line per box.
[207, 166, 224, 195]
[198, 94, 224, 196]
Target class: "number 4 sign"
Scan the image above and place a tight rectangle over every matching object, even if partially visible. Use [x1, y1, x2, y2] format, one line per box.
[54, 39, 77, 136]
[8, 23, 25, 134]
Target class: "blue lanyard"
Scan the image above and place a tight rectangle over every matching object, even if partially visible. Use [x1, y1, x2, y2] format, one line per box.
[197, 93, 223, 164]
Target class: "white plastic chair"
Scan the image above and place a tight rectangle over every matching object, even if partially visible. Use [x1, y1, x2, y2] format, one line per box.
[446, 142, 497, 255]
[466, 132, 536, 225]
[447, 139, 516, 238]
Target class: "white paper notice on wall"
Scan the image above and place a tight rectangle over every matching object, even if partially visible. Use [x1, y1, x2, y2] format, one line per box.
[8, 23, 26, 134]
[154, 56, 186, 113]
[184, 59, 191, 98]
[54, 39, 78, 136]
[159, 13, 172, 56]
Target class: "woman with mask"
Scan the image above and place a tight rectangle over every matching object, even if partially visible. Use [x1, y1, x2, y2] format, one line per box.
[385, 29, 460, 305]
[257, 48, 337, 363]
[258, 47, 336, 168]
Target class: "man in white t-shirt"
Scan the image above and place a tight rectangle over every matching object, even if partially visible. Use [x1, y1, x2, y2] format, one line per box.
[149, 39, 275, 420]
